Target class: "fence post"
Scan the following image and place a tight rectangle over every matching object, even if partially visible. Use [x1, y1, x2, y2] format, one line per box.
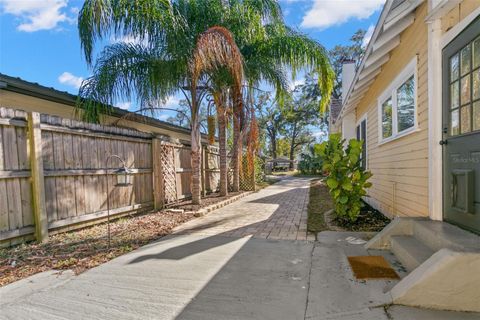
[28, 112, 48, 242]
[152, 137, 164, 210]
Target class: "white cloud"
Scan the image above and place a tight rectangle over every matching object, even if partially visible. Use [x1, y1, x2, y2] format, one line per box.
[312, 130, 326, 137]
[58, 72, 83, 89]
[110, 34, 149, 46]
[164, 95, 180, 108]
[301, 0, 384, 29]
[115, 102, 131, 110]
[362, 24, 375, 47]
[0, 0, 72, 32]
[158, 114, 170, 121]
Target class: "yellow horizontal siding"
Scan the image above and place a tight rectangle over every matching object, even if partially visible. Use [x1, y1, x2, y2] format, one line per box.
[356, 2, 429, 218]
[441, 0, 480, 33]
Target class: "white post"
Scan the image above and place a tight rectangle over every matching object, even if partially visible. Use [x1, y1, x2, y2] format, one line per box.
[427, 18, 443, 221]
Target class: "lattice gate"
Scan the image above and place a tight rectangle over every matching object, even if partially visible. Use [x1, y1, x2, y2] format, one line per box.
[160, 142, 178, 204]
[240, 153, 256, 191]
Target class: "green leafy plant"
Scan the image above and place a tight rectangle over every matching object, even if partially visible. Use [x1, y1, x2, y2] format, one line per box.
[298, 144, 324, 175]
[317, 134, 372, 222]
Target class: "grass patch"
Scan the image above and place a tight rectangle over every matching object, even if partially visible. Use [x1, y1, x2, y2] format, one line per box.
[256, 176, 278, 190]
[270, 170, 296, 176]
[307, 179, 334, 234]
[293, 172, 323, 178]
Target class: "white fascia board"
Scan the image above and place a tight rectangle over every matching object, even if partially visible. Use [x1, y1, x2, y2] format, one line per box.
[384, 0, 423, 31]
[347, 94, 365, 106]
[359, 55, 390, 80]
[373, 14, 415, 51]
[353, 79, 375, 95]
[365, 38, 400, 68]
[355, 68, 382, 89]
[341, 0, 395, 110]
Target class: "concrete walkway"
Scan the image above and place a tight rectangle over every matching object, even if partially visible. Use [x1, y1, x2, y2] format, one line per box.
[0, 178, 478, 319]
[174, 177, 314, 240]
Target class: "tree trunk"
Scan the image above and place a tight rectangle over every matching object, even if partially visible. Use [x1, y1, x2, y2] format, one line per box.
[190, 118, 202, 205]
[213, 91, 228, 197]
[271, 130, 277, 159]
[289, 124, 297, 170]
[232, 109, 240, 192]
[218, 111, 228, 196]
[289, 143, 295, 170]
[190, 86, 202, 205]
[231, 86, 243, 192]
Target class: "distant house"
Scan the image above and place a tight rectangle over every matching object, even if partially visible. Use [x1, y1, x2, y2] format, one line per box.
[332, 1, 480, 312]
[265, 158, 296, 172]
[0, 73, 210, 144]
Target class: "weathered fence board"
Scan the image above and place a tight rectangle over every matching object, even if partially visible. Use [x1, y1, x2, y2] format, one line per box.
[0, 106, 232, 246]
[0, 108, 34, 239]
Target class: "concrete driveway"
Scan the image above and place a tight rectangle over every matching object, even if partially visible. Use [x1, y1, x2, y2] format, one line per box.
[0, 178, 477, 319]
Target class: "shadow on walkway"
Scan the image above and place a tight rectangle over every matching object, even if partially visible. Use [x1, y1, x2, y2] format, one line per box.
[128, 183, 310, 264]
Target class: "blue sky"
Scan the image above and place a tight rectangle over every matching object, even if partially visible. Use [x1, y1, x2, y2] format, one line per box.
[0, 0, 383, 122]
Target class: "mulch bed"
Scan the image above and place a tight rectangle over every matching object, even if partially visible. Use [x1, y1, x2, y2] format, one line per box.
[172, 192, 242, 212]
[0, 210, 195, 287]
[307, 179, 390, 233]
[0, 189, 258, 287]
[332, 202, 391, 232]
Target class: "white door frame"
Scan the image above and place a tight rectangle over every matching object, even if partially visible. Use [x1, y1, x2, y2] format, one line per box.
[427, 6, 480, 221]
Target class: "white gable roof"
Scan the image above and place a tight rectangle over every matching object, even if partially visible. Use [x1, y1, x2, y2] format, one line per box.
[339, 0, 424, 118]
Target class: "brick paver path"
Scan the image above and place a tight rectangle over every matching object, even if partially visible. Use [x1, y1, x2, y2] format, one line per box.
[174, 177, 315, 241]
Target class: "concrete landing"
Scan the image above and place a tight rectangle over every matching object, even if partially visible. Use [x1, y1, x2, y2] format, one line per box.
[1, 179, 478, 319]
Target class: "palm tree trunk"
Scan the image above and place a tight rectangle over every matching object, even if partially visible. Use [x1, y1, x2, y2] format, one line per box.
[232, 107, 241, 192]
[218, 110, 228, 196]
[213, 91, 228, 197]
[190, 117, 202, 205]
[190, 85, 202, 205]
[230, 86, 243, 192]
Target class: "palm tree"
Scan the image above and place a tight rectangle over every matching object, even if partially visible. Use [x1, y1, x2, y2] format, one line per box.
[190, 26, 244, 201]
[204, 1, 334, 194]
[229, 24, 334, 192]
[76, 0, 284, 204]
[76, 0, 333, 203]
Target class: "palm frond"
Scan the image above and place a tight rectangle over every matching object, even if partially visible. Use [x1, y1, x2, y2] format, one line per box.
[256, 25, 334, 112]
[77, 42, 184, 122]
[190, 26, 244, 115]
[78, 0, 176, 65]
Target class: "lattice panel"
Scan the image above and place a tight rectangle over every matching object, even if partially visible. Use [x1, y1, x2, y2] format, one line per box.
[240, 154, 255, 191]
[160, 144, 177, 204]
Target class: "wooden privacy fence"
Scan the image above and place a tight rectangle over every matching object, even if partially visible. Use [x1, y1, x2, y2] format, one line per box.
[156, 143, 226, 206]
[0, 107, 225, 246]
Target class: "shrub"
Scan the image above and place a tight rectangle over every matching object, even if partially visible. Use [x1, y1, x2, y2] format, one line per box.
[298, 145, 323, 175]
[316, 134, 372, 222]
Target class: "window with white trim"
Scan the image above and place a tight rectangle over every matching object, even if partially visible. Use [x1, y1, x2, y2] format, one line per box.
[378, 58, 418, 143]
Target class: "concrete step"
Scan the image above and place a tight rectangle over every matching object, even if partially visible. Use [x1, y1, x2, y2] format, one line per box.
[390, 235, 435, 272]
[412, 220, 480, 252]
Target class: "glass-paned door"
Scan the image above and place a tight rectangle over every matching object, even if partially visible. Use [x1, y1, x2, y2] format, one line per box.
[442, 17, 480, 234]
